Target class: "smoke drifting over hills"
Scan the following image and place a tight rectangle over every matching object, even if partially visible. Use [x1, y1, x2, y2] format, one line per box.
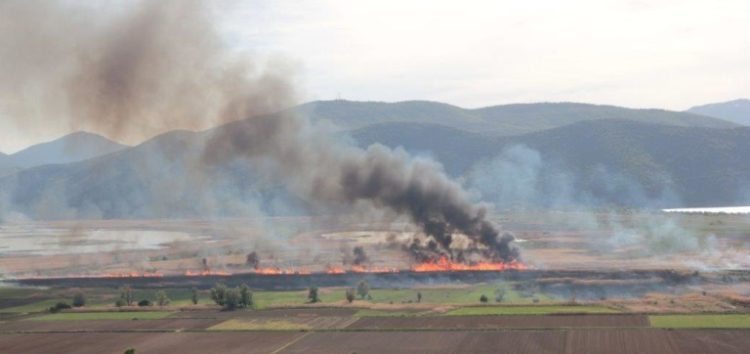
[0, 1, 517, 262]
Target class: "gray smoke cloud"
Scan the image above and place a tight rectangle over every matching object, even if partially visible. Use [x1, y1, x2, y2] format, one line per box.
[0, 0, 518, 262]
[0, 0, 295, 143]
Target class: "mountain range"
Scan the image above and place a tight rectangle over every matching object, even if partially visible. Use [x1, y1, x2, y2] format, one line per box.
[1, 100, 749, 220]
[688, 99, 750, 126]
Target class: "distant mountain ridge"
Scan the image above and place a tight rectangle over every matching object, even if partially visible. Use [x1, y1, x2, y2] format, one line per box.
[8, 131, 127, 169]
[688, 99, 750, 126]
[299, 100, 737, 136]
[1, 100, 748, 220]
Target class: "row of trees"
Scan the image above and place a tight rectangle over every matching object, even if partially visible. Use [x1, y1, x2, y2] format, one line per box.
[115, 286, 171, 307]
[210, 283, 253, 310]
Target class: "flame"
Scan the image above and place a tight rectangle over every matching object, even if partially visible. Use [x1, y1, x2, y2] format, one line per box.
[351, 265, 399, 273]
[184, 270, 231, 276]
[326, 265, 346, 274]
[411, 256, 526, 272]
[253, 267, 312, 275]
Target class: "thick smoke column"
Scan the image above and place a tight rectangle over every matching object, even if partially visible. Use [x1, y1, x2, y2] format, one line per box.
[0, 1, 518, 262]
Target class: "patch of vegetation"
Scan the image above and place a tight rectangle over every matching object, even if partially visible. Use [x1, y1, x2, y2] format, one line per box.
[354, 309, 427, 317]
[649, 315, 750, 328]
[210, 283, 253, 310]
[443, 305, 618, 316]
[30, 311, 173, 321]
[208, 319, 312, 331]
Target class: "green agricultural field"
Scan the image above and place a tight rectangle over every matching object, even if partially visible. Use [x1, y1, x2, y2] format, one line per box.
[1, 299, 70, 313]
[209, 319, 312, 331]
[443, 305, 619, 316]
[354, 309, 428, 317]
[30, 311, 173, 321]
[649, 314, 750, 328]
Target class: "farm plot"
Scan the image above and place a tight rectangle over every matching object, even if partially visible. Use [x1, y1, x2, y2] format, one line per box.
[668, 330, 750, 354]
[278, 331, 567, 354]
[565, 329, 676, 354]
[346, 314, 649, 330]
[0, 332, 305, 354]
[0, 317, 223, 332]
[209, 316, 357, 331]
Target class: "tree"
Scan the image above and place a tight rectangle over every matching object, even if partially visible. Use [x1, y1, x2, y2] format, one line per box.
[155, 290, 170, 306]
[191, 287, 199, 305]
[356, 280, 369, 299]
[479, 294, 488, 303]
[239, 284, 253, 309]
[72, 292, 86, 307]
[49, 302, 71, 313]
[345, 288, 355, 303]
[417, 291, 422, 303]
[308, 286, 320, 303]
[224, 288, 240, 310]
[119, 286, 133, 306]
[210, 283, 227, 306]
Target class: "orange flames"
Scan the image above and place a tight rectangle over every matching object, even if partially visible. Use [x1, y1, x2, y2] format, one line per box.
[184, 270, 231, 277]
[253, 267, 312, 275]
[410, 256, 526, 272]
[18, 259, 525, 280]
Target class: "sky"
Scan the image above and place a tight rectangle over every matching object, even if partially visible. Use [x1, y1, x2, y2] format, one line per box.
[1, 0, 748, 153]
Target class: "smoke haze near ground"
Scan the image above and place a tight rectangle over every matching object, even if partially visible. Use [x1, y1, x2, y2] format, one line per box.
[0, 0, 518, 262]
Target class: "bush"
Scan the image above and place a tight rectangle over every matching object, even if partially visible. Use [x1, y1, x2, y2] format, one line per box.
[479, 294, 488, 303]
[345, 288, 355, 303]
[239, 284, 253, 309]
[191, 287, 199, 305]
[49, 302, 72, 313]
[137, 299, 152, 307]
[155, 290, 170, 306]
[115, 299, 127, 307]
[72, 292, 86, 307]
[119, 286, 133, 306]
[357, 281, 369, 299]
[494, 288, 506, 303]
[123, 348, 136, 354]
[308, 286, 320, 303]
[210, 283, 227, 306]
[224, 288, 240, 310]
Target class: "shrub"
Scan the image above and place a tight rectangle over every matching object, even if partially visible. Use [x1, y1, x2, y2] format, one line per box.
[72, 292, 86, 307]
[137, 299, 152, 307]
[345, 288, 355, 303]
[224, 288, 240, 310]
[494, 288, 506, 303]
[210, 283, 227, 306]
[239, 284, 253, 309]
[308, 286, 320, 303]
[191, 287, 199, 305]
[119, 286, 133, 306]
[49, 302, 72, 313]
[155, 290, 170, 306]
[479, 294, 488, 303]
[123, 348, 136, 354]
[115, 299, 127, 307]
[356, 281, 369, 299]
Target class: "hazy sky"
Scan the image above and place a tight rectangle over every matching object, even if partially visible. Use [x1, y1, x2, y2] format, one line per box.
[1, 0, 748, 153]
[221, 0, 749, 108]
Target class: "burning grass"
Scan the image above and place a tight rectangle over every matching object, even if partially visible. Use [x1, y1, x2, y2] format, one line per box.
[649, 314, 750, 328]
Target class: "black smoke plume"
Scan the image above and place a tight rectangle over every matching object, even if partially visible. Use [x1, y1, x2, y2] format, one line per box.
[0, 0, 519, 263]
